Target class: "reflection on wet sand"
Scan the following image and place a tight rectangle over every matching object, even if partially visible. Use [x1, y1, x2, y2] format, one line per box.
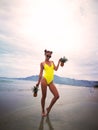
[39, 116, 54, 130]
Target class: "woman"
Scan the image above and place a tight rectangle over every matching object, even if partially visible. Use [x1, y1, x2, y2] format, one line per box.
[36, 49, 61, 117]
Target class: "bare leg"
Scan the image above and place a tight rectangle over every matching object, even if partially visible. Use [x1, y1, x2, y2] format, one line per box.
[41, 78, 47, 116]
[46, 83, 59, 115]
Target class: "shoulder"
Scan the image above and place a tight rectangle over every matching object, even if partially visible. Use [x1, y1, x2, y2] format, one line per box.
[40, 62, 45, 68]
[50, 61, 55, 67]
[51, 61, 54, 64]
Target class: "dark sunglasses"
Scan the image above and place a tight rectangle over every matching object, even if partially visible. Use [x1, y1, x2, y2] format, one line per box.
[46, 55, 51, 58]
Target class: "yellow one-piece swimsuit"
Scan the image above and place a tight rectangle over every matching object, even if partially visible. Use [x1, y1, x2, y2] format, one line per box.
[43, 62, 54, 84]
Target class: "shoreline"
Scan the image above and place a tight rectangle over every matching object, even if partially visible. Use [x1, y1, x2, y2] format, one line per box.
[0, 81, 98, 130]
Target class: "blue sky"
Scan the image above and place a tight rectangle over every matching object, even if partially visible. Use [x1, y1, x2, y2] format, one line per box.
[0, 0, 98, 81]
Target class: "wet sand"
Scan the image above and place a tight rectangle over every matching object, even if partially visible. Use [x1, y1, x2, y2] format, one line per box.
[0, 82, 98, 130]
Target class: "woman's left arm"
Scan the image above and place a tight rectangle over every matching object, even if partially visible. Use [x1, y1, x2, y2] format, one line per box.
[53, 59, 61, 71]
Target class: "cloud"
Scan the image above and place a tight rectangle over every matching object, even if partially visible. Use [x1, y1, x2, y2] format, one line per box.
[0, 0, 98, 80]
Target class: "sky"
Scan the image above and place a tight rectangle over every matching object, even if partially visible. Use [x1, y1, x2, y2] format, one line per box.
[0, 0, 98, 81]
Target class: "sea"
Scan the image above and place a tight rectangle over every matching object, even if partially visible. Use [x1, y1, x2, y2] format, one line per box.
[0, 78, 98, 130]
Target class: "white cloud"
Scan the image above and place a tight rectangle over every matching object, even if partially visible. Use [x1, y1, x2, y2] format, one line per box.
[0, 0, 98, 80]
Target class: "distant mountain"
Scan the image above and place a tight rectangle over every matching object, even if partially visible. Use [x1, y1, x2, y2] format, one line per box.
[16, 75, 39, 81]
[54, 75, 98, 87]
[15, 75, 98, 87]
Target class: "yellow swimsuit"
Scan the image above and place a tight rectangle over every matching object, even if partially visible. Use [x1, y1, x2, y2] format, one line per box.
[43, 62, 54, 84]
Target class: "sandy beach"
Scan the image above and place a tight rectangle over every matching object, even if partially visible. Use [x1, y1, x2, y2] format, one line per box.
[0, 79, 98, 130]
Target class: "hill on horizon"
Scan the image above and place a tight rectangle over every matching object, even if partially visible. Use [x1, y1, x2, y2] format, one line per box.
[13, 75, 98, 87]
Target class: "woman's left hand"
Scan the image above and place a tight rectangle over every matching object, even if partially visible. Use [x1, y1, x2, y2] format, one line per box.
[59, 58, 62, 63]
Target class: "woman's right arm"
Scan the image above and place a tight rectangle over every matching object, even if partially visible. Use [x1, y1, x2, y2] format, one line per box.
[36, 62, 44, 87]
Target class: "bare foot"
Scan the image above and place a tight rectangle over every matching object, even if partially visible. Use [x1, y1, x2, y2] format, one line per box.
[42, 112, 46, 117]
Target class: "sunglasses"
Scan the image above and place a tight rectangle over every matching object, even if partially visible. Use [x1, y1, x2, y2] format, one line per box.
[46, 55, 51, 58]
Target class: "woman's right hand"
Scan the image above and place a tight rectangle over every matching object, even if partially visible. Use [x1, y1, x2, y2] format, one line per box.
[36, 83, 39, 87]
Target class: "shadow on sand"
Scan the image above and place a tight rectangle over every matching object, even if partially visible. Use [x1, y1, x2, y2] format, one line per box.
[38, 116, 54, 130]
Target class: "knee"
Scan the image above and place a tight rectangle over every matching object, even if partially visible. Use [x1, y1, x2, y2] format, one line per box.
[55, 94, 60, 100]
